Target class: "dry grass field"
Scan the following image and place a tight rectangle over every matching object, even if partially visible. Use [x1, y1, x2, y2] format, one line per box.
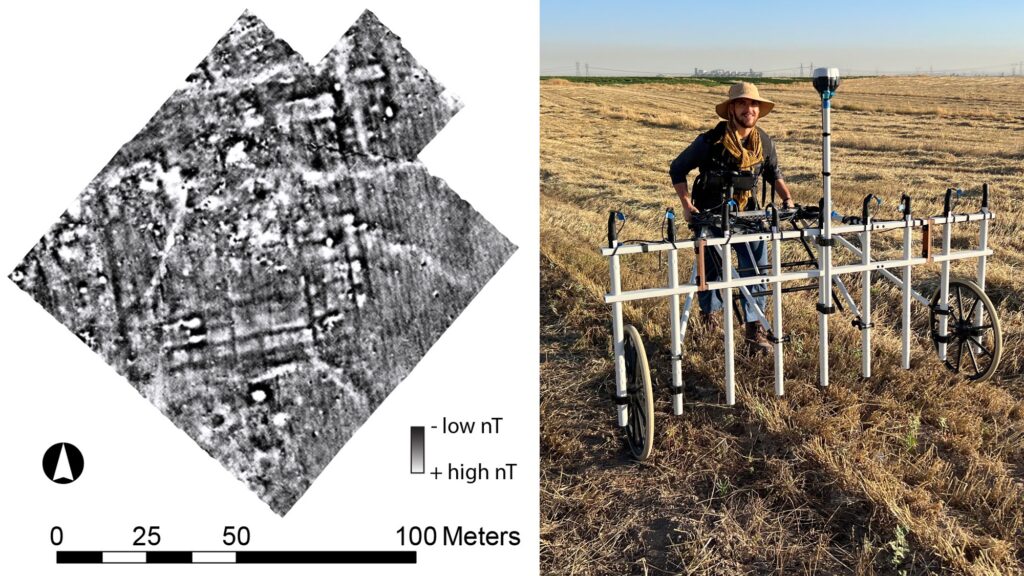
[540, 76, 1024, 575]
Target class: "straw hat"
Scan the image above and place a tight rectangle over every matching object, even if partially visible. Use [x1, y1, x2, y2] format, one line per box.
[716, 81, 775, 119]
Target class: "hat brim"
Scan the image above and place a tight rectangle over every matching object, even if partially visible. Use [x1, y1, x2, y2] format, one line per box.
[716, 98, 774, 119]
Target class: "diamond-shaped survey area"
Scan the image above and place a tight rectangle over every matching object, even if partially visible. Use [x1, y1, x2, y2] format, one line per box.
[9, 10, 515, 514]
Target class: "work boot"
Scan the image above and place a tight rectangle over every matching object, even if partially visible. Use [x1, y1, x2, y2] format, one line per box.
[744, 322, 773, 356]
[699, 311, 721, 334]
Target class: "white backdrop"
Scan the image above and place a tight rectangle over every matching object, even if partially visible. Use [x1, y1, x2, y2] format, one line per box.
[0, 1, 539, 574]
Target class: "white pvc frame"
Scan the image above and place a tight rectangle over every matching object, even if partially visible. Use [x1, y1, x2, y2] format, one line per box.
[603, 206, 993, 425]
[604, 73, 996, 427]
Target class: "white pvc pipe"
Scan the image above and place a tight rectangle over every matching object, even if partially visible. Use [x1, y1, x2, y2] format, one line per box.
[604, 248, 992, 305]
[771, 221, 785, 397]
[609, 249, 628, 427]
[722, 236, 736, 405]
[902, 212, 913, 370]
[832, 235, 933, 307]
[668, 247, 683, 416]
[833, 275, 860, 317]
[938, 214, 952, 361]
[680, 266, 697, 344]
[861, 227, 872, 378]
[974, 198, 989, 358]
[977, 201, 989, 330]
[598, 212, 993, 257]
[818, 99, 833, 388]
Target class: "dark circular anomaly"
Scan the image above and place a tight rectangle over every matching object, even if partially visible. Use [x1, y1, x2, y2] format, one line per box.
[42, 442, 85, 484]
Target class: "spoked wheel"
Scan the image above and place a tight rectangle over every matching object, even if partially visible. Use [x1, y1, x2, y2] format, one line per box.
[929, 279, 1002, 382]
[622, 324, 654, 460]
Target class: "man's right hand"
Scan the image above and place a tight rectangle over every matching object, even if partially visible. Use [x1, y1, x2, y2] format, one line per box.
[682, 202, 699, 224]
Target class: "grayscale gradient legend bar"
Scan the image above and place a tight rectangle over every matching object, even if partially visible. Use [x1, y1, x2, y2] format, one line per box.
[410, 426, 425, 474]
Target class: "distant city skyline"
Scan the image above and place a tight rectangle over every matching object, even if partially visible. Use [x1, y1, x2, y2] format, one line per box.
[541, 0, 1024, 76]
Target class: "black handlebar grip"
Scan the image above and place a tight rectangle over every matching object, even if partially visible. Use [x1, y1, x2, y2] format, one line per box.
[943, 188, 953, 217]
[982, 183, 989, 209]
[861, 194, 873, 224]
[666, 208, 676, 243]
[721, 201, 731, 234]
[901, 194, 911, 217]
[607, 211, 617, 248]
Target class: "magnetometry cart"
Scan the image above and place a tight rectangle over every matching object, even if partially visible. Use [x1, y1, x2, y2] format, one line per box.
[603, 69, 1002, 459]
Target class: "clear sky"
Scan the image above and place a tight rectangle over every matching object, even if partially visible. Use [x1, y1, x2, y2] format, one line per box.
[541, 0, 1024, 76]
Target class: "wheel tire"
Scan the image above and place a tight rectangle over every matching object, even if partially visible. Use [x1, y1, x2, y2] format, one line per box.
[929, 279, 1003, 382]
[622, 324, 654, 460]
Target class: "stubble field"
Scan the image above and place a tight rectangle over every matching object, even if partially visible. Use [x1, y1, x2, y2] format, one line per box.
[540, 76, 1024, 575]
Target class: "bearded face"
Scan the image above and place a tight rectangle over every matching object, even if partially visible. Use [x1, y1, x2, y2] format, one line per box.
[731, 98, 760, 129]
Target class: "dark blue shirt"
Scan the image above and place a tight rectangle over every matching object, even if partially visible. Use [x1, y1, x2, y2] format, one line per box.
[669, 123, 784, 189]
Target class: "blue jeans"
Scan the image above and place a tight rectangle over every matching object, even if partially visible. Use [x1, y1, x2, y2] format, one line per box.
[698, 228, 767, 322]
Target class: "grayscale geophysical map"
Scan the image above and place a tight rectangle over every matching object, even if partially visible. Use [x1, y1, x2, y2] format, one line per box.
[9, 10, 515, 514]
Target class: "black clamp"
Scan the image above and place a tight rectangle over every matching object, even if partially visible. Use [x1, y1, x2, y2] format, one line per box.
[667, 384, 685, 395]
[931, 331, 954, 344]
[861, 194, 879, 229]
[665, 208, 676, 244]
[852, 317, 874, 330]
[900, 194, 912, 217]
[613, 395, 629, 405]
[607, 211, 620, 249]
[816, 236, 835, 247]
[931, 305, 951, 316]
[768, 331, 790, 344]
[816, 303, 837, 315]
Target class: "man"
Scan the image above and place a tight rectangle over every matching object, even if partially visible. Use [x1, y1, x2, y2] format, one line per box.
[669, 81, 795, 354]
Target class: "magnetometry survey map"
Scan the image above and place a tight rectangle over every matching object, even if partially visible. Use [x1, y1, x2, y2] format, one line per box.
[10, 10, 514, 514]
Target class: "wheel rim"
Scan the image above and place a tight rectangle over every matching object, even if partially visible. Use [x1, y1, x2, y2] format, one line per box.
[623, 338, 643, 449]
[622, 325, 654, 459]
[930, 280, 1002, 382]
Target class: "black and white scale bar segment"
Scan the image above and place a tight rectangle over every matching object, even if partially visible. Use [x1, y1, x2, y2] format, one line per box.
[56, 551, 416, 564]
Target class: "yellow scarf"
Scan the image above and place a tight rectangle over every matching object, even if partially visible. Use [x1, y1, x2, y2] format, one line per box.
[715, 119, 763, 209]
[718, 120, 763, 170]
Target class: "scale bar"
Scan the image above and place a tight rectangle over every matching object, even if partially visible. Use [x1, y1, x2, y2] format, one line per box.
[192, 552, 235, 563]
[103, 552, 146, 563]
[55, 551, 102, 564]
[238, 551, 415, 563]
[57, 550, 416, 564]
[147, 551, 193, 563]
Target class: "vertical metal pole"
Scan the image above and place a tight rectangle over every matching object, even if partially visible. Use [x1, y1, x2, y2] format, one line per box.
[901, 198, 913, 370]
[681, 266, 698, 343]
[937, 190, 953, 361]
[969, 184, 990, 360]
[818, 95, 833, 388]
[668, 247, 684, 416]
[976, 184, 989, 329]
[770, 210, 785, 396]
[610, 255, 628, 426]
[861, 224, 872, 378]
[722, 243, 736, 405]
[608, 212, 628, 427]
[721, 202, 736, 405]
